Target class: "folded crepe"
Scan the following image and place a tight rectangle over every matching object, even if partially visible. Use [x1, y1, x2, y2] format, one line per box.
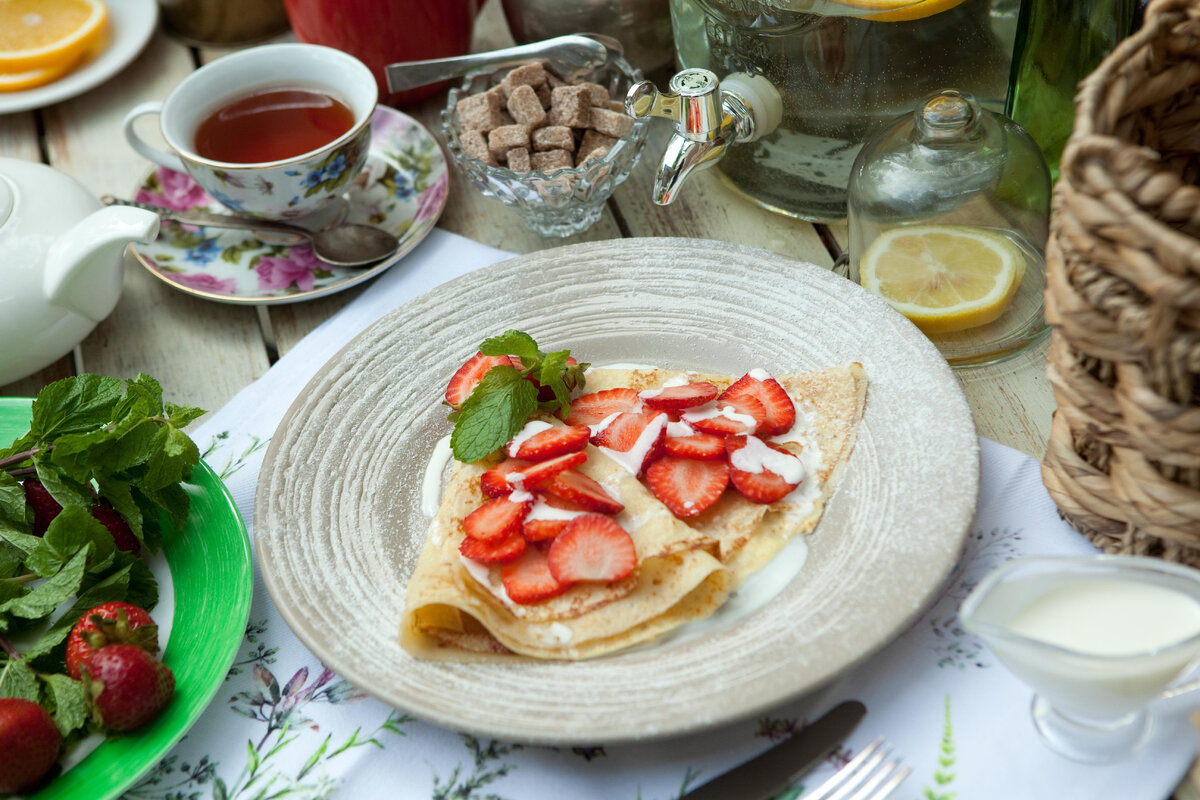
[401, 363, 867, 661]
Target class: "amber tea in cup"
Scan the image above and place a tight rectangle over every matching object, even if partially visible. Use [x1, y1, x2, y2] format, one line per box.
[193, 86, 356, 164]
[123, 43, 377, 220]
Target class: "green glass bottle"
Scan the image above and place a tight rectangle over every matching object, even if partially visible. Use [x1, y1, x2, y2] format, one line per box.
[1006, 0, 1136, 181]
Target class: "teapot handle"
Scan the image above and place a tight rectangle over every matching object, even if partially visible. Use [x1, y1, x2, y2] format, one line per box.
[123, 101, 187, 173]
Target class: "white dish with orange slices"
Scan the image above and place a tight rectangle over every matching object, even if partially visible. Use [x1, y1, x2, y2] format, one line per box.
[253, 237, 980, 742]
[0, 0, 157, 115]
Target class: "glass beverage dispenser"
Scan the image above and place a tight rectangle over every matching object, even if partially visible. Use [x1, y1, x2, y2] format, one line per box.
[643, 0, 1021, 221]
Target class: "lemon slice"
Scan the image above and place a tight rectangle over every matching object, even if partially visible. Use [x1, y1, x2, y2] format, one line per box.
[859, 225, 1024, 334]
[838, 0, 968, 22]
[0, 0, 108, 74]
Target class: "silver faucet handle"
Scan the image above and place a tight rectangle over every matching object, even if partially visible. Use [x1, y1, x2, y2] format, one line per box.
[625, 68, 724, 141]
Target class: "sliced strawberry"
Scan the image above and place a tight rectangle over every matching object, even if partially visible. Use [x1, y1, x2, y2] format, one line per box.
[543, 469, 624, 514]
[445, 352, 515, 407]
[501, 548, 568, 604]
[719, 372, 796, 436]
[460, 528, 527, 563]
[462, 496, 532, 543]
[644, 456, 730, 518]
[480, 458, 532, 498]
[592, 411, 667, 474]
[510, 424, 590, 461]
[663, 431, 727, 460]
[564, 388, 640, 426]
[516, 450, 589, 489]
[523, 516, 569, 542]
[547, 515, 637, 584]
[725, 435, 803, 504]
[684, 393, 766, 435]
[640, 381, 718, 410]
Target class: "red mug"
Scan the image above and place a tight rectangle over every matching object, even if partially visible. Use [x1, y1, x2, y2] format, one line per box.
[283, 0, 483, 107]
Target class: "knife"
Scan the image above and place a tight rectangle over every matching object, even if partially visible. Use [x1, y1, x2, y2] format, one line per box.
[681, 700, 866, 800]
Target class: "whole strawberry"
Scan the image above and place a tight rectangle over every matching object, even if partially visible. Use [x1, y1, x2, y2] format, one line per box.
[0, 697, 61, 793]
[85, 644, 175, 731]
[65, 601, 159, 681]
[89, 501, 142, 553]
[21, 478, 62, 536]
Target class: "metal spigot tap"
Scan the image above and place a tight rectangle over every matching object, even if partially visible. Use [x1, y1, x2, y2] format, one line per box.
[625, 68, 781, 206]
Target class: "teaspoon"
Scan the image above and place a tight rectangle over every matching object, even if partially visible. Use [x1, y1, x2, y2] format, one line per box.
[102, 196, 400, 268]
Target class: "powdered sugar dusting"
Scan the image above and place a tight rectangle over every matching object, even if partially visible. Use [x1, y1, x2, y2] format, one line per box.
[253, 237, 978, 744]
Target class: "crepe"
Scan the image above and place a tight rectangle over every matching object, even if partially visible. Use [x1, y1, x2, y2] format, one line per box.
[401, 363, 867, 661]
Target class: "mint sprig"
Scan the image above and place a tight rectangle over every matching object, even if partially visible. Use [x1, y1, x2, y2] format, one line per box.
[0, 373, 203, 739]
[449, 330, 588, 463]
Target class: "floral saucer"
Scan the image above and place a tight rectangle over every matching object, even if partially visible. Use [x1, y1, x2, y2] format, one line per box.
[128, 106, 448, 305]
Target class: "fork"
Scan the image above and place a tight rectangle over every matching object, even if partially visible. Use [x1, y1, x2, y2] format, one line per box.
[804, 738, 912, 800]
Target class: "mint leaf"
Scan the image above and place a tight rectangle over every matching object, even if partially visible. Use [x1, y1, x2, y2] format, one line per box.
[0, 548, 88, 621]
[480, 330, 540, 364]
[451, 373, 538, 463]
[0, 472, 26, 529]
[29, 375, 124, 442]
[34, 460, 92, 509]
[24, 563, 135, 663]
[27, 505, 116, 578]
[40, 673, 88, 736]
[0, 657, 39, 701]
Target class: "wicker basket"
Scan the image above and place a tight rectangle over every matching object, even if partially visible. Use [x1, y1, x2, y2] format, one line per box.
[1042, 0, 1200, 563]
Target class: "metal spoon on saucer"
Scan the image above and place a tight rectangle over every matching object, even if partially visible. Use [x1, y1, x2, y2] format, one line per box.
[102, 196, 400, 268]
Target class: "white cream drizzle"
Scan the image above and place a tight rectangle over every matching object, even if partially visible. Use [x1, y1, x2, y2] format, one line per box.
[598, 412, 668, 477]
[666, 420, 694, 438]
[680, 401, 758, 431]
[730, 435, 805, 484]
[422, 435, 454, 518]
[526, 497, 588, 522]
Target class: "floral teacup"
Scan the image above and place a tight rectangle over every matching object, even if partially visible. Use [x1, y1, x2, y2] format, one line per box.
[122, 43, 376, 221]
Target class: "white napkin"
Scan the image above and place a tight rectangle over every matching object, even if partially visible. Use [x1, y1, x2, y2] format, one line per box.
[123, 229, 1196, 800]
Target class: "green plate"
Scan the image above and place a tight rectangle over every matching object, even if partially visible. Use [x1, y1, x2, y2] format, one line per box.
[0, 398, 253, 800]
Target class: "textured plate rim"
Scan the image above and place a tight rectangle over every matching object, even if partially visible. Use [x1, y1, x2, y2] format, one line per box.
[254, 237, 980, 743]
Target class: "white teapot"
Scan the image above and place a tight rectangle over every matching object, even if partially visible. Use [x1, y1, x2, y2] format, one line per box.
[0, 157, 159, 386]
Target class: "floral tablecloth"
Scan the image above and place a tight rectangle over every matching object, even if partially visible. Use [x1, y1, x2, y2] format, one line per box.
[121, 230, 1196, 800]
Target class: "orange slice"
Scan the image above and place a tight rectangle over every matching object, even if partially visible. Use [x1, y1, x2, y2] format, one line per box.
[0, 0, 108, 73]
[0, 57, 81, 93]
[838, 0, 968, 22]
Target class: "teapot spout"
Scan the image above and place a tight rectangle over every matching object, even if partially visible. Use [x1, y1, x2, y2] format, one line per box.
[43, 205, 159, 323]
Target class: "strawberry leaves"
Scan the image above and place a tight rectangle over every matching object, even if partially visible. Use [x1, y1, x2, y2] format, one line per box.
[448, 331, 588, 463]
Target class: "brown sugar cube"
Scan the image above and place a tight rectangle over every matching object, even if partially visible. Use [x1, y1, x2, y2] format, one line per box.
[506, 147, 531, 173]
[580, 82, 610, 106]
[589, 107, 634, 139]
[530, 149, 574, 172]
[506, 84, 546, 129]
[577, 129, 618, 162]
[487, 124, 530, 161]
[536, 83, 552, 109]
[606, 99, 626, 113]
[455, 91, 504, 132]
[460, 129, 498, 166]
[548, 85, 592, 128]
[498, 110, 515, 127]
[546, 72, 566, 89]
[501, 62, 547, 98]
[531, 125, 574, 152]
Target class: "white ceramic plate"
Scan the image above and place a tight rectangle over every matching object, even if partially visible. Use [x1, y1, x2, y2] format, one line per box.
[254, 238, 980, 743]
[0, 0, 158, 116]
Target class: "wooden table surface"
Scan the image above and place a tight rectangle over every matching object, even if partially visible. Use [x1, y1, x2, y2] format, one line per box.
[3, 2, 1194, 795]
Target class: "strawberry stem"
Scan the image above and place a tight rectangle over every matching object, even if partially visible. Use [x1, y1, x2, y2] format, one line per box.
[0, 446, 42, 470]
[2, 573, 37, 584]
[0, 635, 22, 661]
